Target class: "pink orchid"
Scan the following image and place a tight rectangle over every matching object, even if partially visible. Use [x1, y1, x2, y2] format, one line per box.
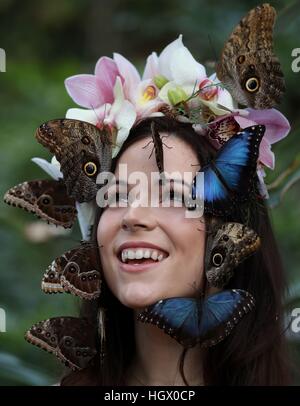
[66, 77, 136, 158]
[65, 57, 122, 109]
[234, 108, 291, 169]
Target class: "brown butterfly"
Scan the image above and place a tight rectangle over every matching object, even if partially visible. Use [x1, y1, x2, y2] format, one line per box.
[25, 317, 97, 370]
[35, 119, 113, 203]
[205, 222, 261, 288]
[42, 241, 101, 300]
[3, 179, 77, 228]
[216, 3, 285, 108]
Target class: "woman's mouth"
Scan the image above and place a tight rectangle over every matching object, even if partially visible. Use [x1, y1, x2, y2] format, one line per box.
[117, 247, 169, 272]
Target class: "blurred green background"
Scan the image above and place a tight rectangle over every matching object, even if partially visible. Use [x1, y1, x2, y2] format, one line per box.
[0, 0, 299, 385]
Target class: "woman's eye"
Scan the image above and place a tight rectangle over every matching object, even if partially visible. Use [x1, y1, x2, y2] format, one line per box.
[161, 189, 185, 205]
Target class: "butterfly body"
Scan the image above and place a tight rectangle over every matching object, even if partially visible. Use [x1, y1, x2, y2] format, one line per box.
[216, 3, 285, 109]
[36, 119, 112, 203]
[138, 289, 255, 348]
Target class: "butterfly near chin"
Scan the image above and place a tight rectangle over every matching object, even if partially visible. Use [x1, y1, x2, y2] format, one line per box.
[35, 119, 113, 203]
[190, 125, 266, 217]
[137, 289, 255, 348]
[25, 317, 97, 371]
[3, 179, 77, 228]
[205, 222, 261, 288]
[216, 3, 285, 109]
[41, 241, 101, 300]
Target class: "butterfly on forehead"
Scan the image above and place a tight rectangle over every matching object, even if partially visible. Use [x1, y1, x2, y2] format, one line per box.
[205, 222, 261, 288]
[35, 119, 113, 203]
[138, 289, 255, 348]
[3, 179, 77, 228]
[216, 3, 285, 109]
[189, 124, 265, 216]
[42, 241, 102, 300]
[142, 122, 172, 181]
[25, 317, 97, 371]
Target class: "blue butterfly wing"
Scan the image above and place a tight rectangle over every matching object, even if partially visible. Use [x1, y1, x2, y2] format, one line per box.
[192, 125, 265, 215]
[138, 290, 255, 348]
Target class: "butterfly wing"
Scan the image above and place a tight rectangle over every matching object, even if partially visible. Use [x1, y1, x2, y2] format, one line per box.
[192, 125, 265, 216]
[3, 179, 77, 228]
[60, 241, 101, 300]
[138, 298, 199, 347]
[205, 222, 260, 288]
[138, 289, 255, 348]
[35, 119, 112, 202]
[216, 4, 285, 108]
[25, 317, 97, 370]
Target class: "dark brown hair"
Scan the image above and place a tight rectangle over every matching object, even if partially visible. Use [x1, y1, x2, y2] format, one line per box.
[61, 116, 292, 386]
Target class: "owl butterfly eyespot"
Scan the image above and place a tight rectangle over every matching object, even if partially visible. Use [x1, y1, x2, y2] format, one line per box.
[41, 241, 101, 300]
[35, 119, 113, 203]
[216, 3, 285, 108]
[3, 179, 77, 228]
[25, 317, 97, 370]
[205, 222, 260, 288]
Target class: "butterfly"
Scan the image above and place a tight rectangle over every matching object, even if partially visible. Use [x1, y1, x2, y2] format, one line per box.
[190, 125, 265, 216]
[205, 222, 260, 288]
[216, 3, 285, 109]
[25, 317, 97, 370]
[137, 289, 255, 348]
[42, 241, 101, 300]
[3, 179, 77, 228]
[142, 121, 172, 180]
[35, 119, 113, 203]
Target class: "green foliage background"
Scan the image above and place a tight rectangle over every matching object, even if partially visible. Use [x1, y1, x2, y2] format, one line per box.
[0, 0, 299, 385]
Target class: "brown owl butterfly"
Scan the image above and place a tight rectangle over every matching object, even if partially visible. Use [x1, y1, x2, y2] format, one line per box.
[216, 3, 285, 108]
[25, 317, 97, 370]
[205, 222, 261, 288]
[3, 179, 77, 228]
[42, 241, 101, 300]
[35, 119, 113, 203]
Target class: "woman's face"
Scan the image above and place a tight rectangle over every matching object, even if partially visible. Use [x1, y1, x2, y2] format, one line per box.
[97, 133, 206, 309]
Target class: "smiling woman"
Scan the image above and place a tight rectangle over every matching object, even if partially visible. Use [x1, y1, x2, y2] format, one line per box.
[60, 116, 291, 386]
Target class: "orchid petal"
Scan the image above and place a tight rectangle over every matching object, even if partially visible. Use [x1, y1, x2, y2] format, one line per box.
[66, 105, 110, 126]
[95, 56, 120, 103]
[76, 201, 97, 241]
[259, 138, 275, 169]
[158, 35, 184, 79]
[142, 52, 159, 80]
[31, 157, 63, 180]
[65, 74, 106, 109]
[113, 53, 141, 100]
[170, 46, 206, 86]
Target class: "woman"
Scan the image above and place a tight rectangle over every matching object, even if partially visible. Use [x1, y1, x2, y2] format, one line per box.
[60, 116, 291, 386]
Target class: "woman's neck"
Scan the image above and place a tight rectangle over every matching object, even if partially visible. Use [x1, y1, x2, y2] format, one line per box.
[125, 312, 204, 386]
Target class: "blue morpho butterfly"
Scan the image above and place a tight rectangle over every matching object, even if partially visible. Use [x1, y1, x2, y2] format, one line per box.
[189, 125, 266, 216]
[137, 289, 255, 348]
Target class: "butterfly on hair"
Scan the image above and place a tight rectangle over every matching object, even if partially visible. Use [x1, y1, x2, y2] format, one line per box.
[216, 3, 285, 109]
[3, 179, 77, 228]
[205, 222, 261, 288]
[25, 317, 97, 371]
[137, 289, 255, 348]
[188, 125, 266, 217]
[35, 119, 113, 203]
[41, 241, 102, 300]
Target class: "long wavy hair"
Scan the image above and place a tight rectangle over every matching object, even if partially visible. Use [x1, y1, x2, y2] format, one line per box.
[61, 116, 291, 385]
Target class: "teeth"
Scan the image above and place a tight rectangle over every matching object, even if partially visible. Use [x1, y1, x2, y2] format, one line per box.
[120, 248, 167, 263]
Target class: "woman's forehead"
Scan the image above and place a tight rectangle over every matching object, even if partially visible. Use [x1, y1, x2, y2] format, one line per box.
[115, 134, 199, 176]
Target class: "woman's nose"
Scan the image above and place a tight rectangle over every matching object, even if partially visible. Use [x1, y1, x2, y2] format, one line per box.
[121, 206, 156, 232]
